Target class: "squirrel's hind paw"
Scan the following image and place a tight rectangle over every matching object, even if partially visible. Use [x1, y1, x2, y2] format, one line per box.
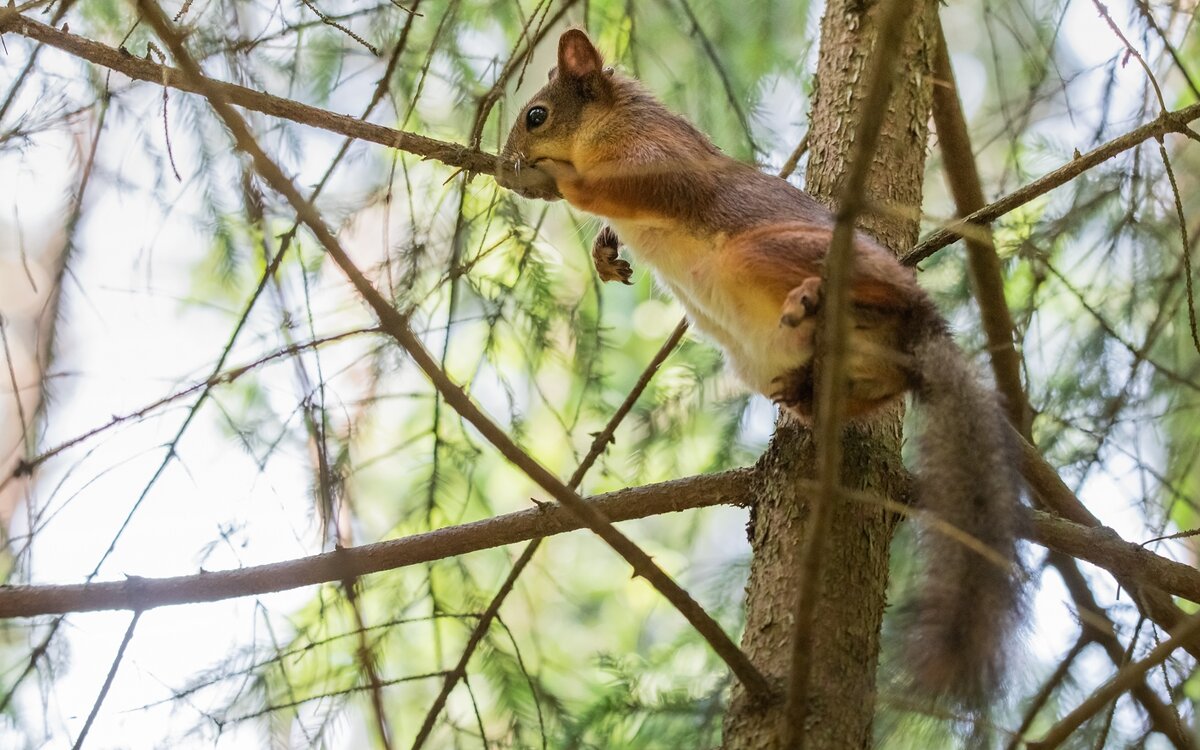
[769, 367, 815, 418]
[780, 277, 823, 327]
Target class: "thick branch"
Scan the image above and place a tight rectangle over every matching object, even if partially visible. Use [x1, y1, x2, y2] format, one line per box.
[0, 471, 751, 618]
[1029, 511, 1200, 604]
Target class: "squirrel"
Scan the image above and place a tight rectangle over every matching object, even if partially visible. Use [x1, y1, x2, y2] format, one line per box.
[497, 28, 1025, 706]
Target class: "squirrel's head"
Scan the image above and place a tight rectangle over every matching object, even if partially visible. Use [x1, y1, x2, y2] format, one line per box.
[498, 29, 616, 200]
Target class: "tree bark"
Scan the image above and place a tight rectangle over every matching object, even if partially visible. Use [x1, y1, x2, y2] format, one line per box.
[722, 1, 939, 747]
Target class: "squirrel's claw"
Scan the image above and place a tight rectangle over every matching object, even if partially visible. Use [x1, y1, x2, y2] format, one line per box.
[592, 226, 634, 284]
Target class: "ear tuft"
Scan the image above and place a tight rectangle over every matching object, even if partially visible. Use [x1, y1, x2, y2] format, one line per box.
[557, 29, 602, 79]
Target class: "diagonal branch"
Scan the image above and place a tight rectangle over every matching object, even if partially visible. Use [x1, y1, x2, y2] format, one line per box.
[70, 611, 141, 750]
[129, 0, 772, 702]
[0, 12, 503, 176]
[931, 19, 1030, 433]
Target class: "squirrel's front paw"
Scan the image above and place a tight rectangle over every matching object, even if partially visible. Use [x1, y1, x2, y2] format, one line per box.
[497, 156, 562, 201]
[592, 226, 633, 285]
[780, 277, 823, 327]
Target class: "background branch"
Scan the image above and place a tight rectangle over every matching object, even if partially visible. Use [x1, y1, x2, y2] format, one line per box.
[0, 12, 503, 175]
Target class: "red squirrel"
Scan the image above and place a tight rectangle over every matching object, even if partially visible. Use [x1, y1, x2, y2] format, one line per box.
[498, 29, 1024, 705]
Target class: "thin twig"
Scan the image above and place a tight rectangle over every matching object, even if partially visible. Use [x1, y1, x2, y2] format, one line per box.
[777, 131, 809, 181]
[1092, 617, 1145, 750]
[70, 611, 141, 750]
[672, 0, 760, 155]
[224, 670, 450, 724]
[0, 318, 30, 451]
[1155, 140, 1199, 354]
[1004, 637, 1090, 750]
[298, 0, 380, 55]
[343, 581, 393, 749]
[1090, 0, 1169, 113]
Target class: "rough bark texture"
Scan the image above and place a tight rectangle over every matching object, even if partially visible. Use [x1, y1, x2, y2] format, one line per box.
[722, 1, 939, 747]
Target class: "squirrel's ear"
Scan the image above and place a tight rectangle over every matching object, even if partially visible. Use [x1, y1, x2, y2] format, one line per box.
[557, 29, 602, 79]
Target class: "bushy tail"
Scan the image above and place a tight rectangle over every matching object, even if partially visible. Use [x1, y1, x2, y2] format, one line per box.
[904, 308, 1026, 706]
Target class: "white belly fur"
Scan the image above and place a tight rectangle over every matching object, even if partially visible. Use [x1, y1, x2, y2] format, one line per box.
[609, 219, 815, 396]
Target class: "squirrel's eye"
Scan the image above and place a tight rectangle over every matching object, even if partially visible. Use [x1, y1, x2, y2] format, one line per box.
[525, 106, 548, 129]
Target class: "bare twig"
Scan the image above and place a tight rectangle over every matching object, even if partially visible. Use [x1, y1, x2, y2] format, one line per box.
[1090, 0, 1168, 113]
[1004, 638, 1090, 750]
[673, 0, 760, 155]
[777, 131, 809, 181]
[225, 670, 450, 725]
[1155, 140, 1199, 353]
[0, 318, 30, 451]
[298, 0, 380, 55]
[70, 611, 141, 750]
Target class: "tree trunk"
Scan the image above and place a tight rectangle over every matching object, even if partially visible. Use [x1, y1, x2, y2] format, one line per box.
[722, 1, 939, 747]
